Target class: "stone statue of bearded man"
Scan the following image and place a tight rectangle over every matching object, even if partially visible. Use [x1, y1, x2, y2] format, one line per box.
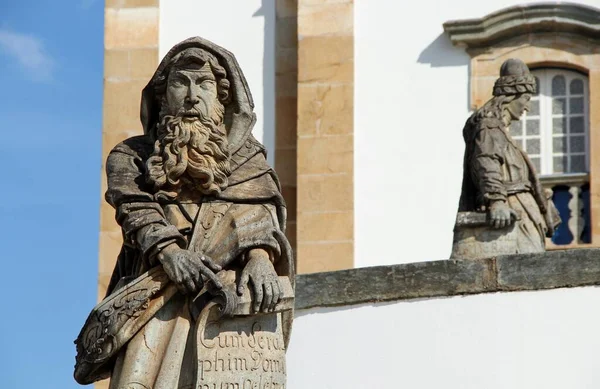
[75, 37, 294, 389]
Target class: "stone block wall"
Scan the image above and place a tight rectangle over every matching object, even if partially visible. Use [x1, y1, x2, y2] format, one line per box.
[97, 1, 159, 388]
[275, 0, 299, 262]
[296, 0, 355, 273]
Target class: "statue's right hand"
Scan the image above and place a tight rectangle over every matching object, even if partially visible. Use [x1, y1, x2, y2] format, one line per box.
[157, 243, 223, 294]
[488, 200, 519, 229]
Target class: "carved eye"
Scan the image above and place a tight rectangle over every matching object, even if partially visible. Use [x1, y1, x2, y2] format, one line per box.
[170, 77, 186, 87]
[198, 79, 215, 90]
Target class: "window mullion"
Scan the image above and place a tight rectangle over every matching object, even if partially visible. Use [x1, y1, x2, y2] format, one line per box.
[543, 70, 552, 175]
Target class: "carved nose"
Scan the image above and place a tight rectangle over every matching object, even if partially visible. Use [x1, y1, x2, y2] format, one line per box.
[185, 95, 200, 105]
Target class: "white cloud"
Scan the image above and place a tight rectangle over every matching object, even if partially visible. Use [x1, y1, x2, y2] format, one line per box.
[0, 29, 56, 82]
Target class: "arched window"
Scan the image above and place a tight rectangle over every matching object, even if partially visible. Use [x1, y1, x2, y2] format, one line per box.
[510, 68, 591, 245]
[510, 69, 589, 176]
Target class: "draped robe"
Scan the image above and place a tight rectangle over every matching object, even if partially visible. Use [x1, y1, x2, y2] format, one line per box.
[453, 115, 560, 258]
[74, 134, 294, 388]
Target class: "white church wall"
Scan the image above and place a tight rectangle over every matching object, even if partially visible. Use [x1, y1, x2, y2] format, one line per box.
[288, 286, 600, 389]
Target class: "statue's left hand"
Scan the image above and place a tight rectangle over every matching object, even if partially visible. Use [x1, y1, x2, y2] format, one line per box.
[237, 249, 282, 313]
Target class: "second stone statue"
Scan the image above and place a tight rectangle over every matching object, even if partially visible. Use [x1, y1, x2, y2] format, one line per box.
[452, 58, 561, 260]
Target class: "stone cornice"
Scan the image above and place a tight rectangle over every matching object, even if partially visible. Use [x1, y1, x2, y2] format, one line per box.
[443, 3, 600, 49]
[295, 249, 600, 310]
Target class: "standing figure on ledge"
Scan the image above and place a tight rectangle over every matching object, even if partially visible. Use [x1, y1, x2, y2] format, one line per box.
[75, 37, 294, 389]
[451, 58, 560, 260]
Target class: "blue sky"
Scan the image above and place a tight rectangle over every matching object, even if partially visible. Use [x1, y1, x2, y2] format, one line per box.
[0, 0, 103, 387]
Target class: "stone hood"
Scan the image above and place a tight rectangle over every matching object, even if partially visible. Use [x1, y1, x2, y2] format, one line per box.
[140, 36, 257, 156]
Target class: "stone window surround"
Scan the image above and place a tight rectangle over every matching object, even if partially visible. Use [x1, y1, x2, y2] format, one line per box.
[443, 2, 600, 248]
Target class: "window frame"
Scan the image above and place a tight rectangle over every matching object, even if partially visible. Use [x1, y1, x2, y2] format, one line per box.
[513, 68, 590, 176]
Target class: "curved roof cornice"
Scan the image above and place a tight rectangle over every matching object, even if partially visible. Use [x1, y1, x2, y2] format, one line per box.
[443, 2, 600, 49]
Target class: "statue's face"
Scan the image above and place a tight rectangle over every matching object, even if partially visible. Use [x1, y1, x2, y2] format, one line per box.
[506, 93, 531, 121]
[165, 61, 219, 118]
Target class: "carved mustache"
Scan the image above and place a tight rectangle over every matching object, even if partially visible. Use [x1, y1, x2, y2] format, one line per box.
[178, 100, 209, 118]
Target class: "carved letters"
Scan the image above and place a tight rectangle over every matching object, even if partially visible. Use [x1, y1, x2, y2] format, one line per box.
[196, 304, 286, 389]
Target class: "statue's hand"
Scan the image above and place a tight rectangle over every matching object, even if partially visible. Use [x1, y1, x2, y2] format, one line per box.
[158, 243, 223, 294]
[488, 200, 519, 229]
[237, 249, 281, 313]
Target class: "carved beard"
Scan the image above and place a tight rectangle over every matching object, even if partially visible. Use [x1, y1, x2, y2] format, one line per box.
[146, 107, 231, 197]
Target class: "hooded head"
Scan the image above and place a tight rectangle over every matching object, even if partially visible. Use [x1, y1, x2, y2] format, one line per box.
[140, 37, 258, 197]
[140, 37, 257, 154]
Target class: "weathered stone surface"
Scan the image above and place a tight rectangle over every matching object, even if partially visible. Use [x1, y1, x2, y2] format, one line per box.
[444, 3, 600, 49]
[196, 308, 287, 389]
[295, 249, 600, 310]
[298, 2, 353, 37]
[296, 241, 353, 274]
[276, 0, 298, 19]
[298, 135, 353, 174]
[102, 79, 148, 132]
[274, 148, 297, 186]
[275, 97, 298, 148]
[298, 36, 353, 84]
[296, 259, 496, 309]
[298, 84, 354, 137]
[298, 211, 353, 242]
[276, 17, 298, 49]
[106, 0, 158, 8]
[104, 8, 158, 50]
[497, 248, 600, 291]
[297, 174, 353, 212]
[104, 49, 130, 80]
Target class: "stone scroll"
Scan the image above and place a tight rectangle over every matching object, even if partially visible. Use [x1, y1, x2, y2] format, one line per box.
[195, 307, 287, 389]
[192, 274, 293, 389]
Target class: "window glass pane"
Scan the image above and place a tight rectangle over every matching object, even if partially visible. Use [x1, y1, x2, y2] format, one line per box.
[553, 156, 567, 173]
[552, 75, 566, 96]
[534, 76, 540, 96]
[553, 136, 567, 154]
[510, 120, 523, 137]
[526, 138, 540, 154]
[570, 116, 584, 134]
[532, 69, 589, 175]
[526, 119, 540, 135]
[570, 79, 584, 95]
[570, 136, 585, 153]
[553, 117, 566, 134]
[570, 97, 584, 114]
[528, 100, 540, 116]
[570, 155, 586, 172]
[553, 98, 566, 115]
[530, 156, 541, 173]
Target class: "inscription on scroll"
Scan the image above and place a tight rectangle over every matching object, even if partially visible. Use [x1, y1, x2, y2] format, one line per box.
[196, 309, 286, 389]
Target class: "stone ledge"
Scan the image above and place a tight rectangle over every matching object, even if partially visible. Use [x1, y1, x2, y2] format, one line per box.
[295, 248, 600, 310]
[443, 3, 600, 49]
